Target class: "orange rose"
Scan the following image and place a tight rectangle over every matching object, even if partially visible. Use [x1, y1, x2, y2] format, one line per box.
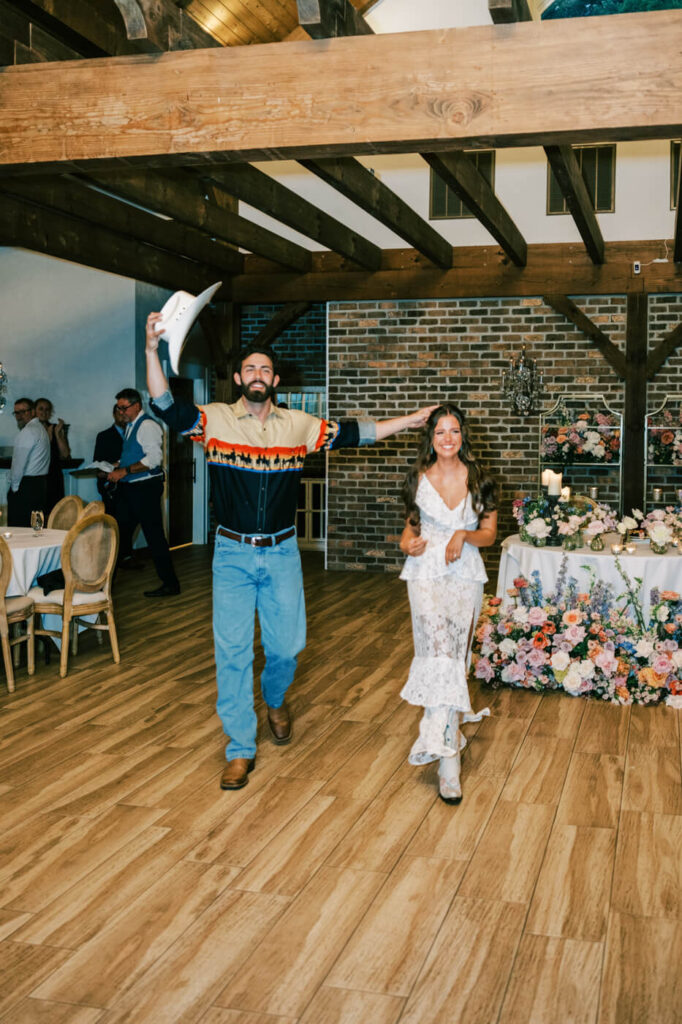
[661, 431, 674, 445]
[578, 413, 589, 420]
[533, 633, 550, 649]
[617, 658, 630, 676]
[616, 685, 630, 701]
[542, 622, 556, 635]
[665, 624, 677, 634]
[562, 609, 584, 626]
[488, 597, 502, 607]
[669, 680, 682, 695]
[638, 668, 669, 689]
[661, 591, 680, 601]
[577, 593, 590, 603]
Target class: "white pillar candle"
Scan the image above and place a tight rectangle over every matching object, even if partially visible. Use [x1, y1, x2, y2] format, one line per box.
[547, 471, 562, 496]
[541, 469, 552, 487]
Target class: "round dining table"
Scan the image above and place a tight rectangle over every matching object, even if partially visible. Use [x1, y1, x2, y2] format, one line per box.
[3, 527, 67, 597]
[496, 534, 681, 622]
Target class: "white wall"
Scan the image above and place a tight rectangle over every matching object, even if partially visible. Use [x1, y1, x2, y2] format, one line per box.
[0, 248, 136, 504]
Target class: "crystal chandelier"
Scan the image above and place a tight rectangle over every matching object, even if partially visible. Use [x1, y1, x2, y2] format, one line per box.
[0, 364, 7, 413]
[502, 346, 542, 416]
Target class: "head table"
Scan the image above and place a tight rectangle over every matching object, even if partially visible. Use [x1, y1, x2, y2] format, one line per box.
[497, 534, 681, 622]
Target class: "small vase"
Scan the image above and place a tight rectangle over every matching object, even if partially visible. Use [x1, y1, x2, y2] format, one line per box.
[650, 539, 669, 555]
[563, 531, 582, 551]
[589, 535, 605, 551]
[533, 537, 547, 548]
[519, 526, 531, 544]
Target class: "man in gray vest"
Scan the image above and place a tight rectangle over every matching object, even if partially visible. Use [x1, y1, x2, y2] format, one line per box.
[8, 397, 50, 527]
[106, 388, 180, 597]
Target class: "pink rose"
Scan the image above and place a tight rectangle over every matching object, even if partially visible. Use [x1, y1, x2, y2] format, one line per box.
[527, 607, 548, 626]
[474, 657, 494, 682]
[652, 655, 673, 678]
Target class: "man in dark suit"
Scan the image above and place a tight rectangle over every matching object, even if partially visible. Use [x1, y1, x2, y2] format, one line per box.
[93, 404, 127, 518]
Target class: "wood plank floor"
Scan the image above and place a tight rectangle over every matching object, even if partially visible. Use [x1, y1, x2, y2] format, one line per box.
[1, 546, 681, 1023]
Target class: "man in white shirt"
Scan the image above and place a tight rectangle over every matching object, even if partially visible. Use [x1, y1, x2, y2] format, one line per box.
[8, 398, 50, 527]
[106, 388, 179, 597]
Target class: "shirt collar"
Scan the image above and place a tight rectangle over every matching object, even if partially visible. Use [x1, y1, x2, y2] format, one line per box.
[233, 397, 285, 421]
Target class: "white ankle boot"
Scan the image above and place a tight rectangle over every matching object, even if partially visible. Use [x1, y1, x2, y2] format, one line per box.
[439, 710, 462, 804]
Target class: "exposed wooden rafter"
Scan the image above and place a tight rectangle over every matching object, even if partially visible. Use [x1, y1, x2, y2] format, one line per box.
[2, 12, 681, 172]
[0, 174, 243, 275]
[544, 146, 605, 265]
[300, 157, 453, 269]
[422, 151, 526, 267]
[0, 190, 217, 294]
[85, 170, 312, 273]
[488, 0, 606, 265]
[296, 0, 373, 38]
[203, 164, 381, 269]
[488, 0, 532, 22]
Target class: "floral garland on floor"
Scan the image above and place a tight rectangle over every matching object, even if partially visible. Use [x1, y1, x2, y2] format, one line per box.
[473, 556, 682, 706]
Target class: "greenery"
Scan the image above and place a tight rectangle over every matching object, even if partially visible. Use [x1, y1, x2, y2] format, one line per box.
[543, 0, 682, 18]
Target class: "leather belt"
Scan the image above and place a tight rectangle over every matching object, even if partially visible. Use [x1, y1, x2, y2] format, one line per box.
[217, 526, 296, 547]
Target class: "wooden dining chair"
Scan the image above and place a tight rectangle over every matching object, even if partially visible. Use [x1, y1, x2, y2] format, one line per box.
[47, 494, 84, 530]
[0, 535, 35, 693]
[80, 500, 105, 518]
[30, 513, 120, 678]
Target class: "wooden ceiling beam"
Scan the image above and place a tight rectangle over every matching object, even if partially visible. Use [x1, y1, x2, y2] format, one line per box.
[86, 169, 312, 273]
[2, 12, 681, 171]
[488, 0, 605, 265]
[300, 156, 453, 268]
[544, 145, 605, 265]
[422, 151, 526, 267]
[488, 0, 532, 23]
[203, 164, 381, 269]
[1, 0, 219, 57]
[0, 190, 219, 294]
[0, 174, 243, 275]
[296, 0, 373, 38]
[228, 241, 680, 303]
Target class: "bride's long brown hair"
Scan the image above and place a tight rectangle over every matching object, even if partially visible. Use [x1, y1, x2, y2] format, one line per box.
[401, 403, 498, 528]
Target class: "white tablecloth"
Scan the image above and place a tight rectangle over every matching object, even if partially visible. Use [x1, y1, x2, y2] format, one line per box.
[4, 528, 66, 596]
[497, 534, 682, 622]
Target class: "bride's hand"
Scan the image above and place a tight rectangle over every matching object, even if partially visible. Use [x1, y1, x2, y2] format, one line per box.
[445, 530, 466, 564]
[400, 524, 427, 557]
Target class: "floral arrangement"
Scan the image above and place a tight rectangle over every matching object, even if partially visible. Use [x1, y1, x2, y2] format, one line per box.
[542, 411, 620, 466]
[642, 506, 682, 552]
[473, 558, 682, 706]
[648, 407, 682, 466]
[513, 495, 586, 545]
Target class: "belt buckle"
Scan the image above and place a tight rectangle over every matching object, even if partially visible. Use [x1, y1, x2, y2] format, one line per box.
[250, 534, 265, 546]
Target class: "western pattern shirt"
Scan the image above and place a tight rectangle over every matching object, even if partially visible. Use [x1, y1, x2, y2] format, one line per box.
[152, 391, 375, 535]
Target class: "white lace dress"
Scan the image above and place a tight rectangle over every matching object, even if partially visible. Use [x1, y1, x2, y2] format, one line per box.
[400, 475, 490, 765]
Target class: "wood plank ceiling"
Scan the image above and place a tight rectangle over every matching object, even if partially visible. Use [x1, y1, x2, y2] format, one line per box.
[0, 0, 680, 306]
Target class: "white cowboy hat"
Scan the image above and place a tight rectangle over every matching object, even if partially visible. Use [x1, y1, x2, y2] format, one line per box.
[156, 281, 222, 373]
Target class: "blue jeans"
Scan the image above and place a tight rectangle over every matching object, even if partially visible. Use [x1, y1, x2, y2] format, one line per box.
[212, 533, 306, 761]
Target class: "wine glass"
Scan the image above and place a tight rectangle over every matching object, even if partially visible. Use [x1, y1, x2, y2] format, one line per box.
[30, 510, 44, 533]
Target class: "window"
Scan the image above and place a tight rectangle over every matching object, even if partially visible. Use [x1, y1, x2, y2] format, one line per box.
[547, 144, 615, 215]
[671, 141, 680, 210]
[429, 151, 495, 219]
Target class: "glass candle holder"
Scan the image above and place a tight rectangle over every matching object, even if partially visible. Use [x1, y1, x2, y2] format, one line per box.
[652, 487, 663, 502]
[588, 486, 598, 500]
[610, 543, 623, 555]
[625, 543, 637, 554]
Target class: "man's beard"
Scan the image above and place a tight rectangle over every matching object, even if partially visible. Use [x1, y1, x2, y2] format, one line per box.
[241, 381, 275, 403]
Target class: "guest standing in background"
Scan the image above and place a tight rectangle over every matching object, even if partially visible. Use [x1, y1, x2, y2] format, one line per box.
[8, 398, 50, 527]
[399, 403, 497, 805]
[35, 397, 71, 515]
[94, 404, 127, 518]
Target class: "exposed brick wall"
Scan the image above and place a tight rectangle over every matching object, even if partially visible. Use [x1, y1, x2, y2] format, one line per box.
[326, 296, 642, 581]
[240, 303, 326, 386]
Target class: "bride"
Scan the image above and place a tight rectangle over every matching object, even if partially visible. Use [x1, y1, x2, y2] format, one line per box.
[399, 403, 498, 804]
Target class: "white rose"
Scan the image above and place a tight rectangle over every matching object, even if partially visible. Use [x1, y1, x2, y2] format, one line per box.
[550, 650, 571, 671]
[527, 518, 551, 539]
[499, 638, 518, 657]
[578, 659, 595, 679]
[635, 638, 655, 658]
[563, 664, 583, 695]
[672, 650, 682, 669]
[657, 605, 670, 622]
[512, 606, 529, 625]
[649, 522, 672, 544]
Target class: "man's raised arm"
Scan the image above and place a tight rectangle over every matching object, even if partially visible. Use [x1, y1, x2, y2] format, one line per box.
[145, 312, 170, 400]
[374, 406, 438, 441]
